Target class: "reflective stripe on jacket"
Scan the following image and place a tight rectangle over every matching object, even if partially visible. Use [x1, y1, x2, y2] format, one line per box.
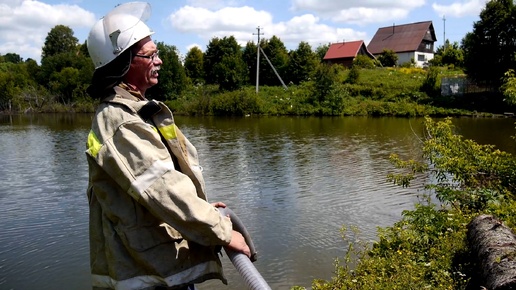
[86, 84, 232, 290]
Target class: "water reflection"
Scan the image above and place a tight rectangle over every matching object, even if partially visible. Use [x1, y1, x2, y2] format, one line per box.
[184, 117, 429, 290]
[451, 117, 516, 153]
[0, 114, 91, 289]
[0, 114, 514, 290]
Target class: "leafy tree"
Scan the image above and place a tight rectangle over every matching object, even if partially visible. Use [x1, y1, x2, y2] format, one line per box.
[203, 36, 246, 90]
[431, 40, 464, 68]
[259, 36, 289, 86]
[78, 56, 94, 89]
[203, 37, 224, 84]
[501, 69, 516, 105]
[462, 0, 516, 86]
[346, 65, 360, 84]
[3, 53, 22, 63]
[41, 25, 79, 61]
[377, 49, 398, 67]
[214, 54, 247, 91]
[287, 41, 319, 84]
[79, 40, 90, 58]
[49, 66, 81, 104]
[204, 36, 240, 85]
[315, 43, 330, 62]
[441, 43, 463, 68]
[25, 59, 40, 83]
[243, 41, 258, 85]
[0, 66, 20, 110]
[147, 42, 187, 101]
[184, 46, 204, 84]
[313, 63, 339, 106]
[421, 66, 440, 97]
[39, 51, 92, 103]
[0, 62, 39, 110]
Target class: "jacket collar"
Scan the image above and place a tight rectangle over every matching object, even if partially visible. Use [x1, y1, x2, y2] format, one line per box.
[115, 82, 147, 101]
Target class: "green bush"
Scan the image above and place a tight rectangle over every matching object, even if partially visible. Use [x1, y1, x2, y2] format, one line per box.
[353, 55, 376, 69]
[346, 66, 360, 84]
[211, 88, 262, 116]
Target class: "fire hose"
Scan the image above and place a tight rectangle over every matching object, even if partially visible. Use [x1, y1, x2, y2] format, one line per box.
[217, 207, 271, 290]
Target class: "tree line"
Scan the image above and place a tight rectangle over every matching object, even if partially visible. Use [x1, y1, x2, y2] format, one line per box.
[0, 0, 515, 114]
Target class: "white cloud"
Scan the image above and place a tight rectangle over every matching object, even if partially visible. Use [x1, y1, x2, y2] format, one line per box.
[169, 6, 273, 33]
[331, 7, 411, 25]
[0, 0, 96, 63]
[186, 0, 244, 10]
[290, 0, 425, 24]
[186, 43, 202, 52]
[432, 0, 488, 18]
[168, 5, 273, 49]
[0, 0, 24, 6]
[272, 14, 367, 48]
[167, 5, 367, 52]
[292, 0, 425, 11]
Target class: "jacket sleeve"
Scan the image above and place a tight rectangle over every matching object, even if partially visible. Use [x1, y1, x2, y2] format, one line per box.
[91, 108, 232, 246]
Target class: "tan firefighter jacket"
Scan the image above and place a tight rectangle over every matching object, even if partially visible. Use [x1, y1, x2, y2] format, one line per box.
[85, 84, 233, 290]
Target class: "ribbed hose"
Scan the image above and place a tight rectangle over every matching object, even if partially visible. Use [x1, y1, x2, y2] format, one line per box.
[218, 207, 272, 290]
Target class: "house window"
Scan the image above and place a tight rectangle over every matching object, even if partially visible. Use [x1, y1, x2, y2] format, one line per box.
[425, 43, 431, 50]
[417, 54, 425, 61]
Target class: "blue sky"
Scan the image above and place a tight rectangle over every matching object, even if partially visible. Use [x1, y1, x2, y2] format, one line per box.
[0, 0, 488, 64]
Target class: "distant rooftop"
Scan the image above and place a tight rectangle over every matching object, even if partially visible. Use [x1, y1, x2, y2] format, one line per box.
[367, 21, 436, 54]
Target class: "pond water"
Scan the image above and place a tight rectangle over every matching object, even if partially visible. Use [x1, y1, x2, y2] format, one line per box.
[0, 114, 514, 290]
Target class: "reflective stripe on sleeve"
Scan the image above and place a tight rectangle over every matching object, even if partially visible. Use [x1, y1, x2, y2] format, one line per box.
[127, 159, 175, 201]
[87, 130, 102, 158]
[158, 124, 177, 140]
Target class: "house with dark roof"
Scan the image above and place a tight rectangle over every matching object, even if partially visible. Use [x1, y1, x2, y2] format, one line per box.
[367, 21, 437, 67]
[323, 40, 376, 68]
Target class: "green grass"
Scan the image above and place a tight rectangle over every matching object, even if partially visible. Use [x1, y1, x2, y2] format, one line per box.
[167, 67, 476, 117]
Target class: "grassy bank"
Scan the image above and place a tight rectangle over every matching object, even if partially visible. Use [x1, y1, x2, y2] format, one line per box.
[6, 66, 505, 117]
[173, 66, 510, 117]
[168, 67, 481, 117]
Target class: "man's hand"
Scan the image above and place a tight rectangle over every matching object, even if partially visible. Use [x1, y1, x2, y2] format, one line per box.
[211, 201, 226, 208]
[226, 230, 251, 258]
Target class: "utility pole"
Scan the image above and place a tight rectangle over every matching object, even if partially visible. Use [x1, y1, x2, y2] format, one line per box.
[253, 26, 264, 93]
[443, 15, 446, 50]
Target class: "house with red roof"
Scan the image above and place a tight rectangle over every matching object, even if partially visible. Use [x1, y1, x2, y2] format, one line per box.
[367, 21, 437, 67]
[323, 40, 376, 68]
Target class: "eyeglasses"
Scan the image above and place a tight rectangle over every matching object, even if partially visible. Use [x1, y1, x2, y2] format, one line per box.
[134, 50, 160, 61]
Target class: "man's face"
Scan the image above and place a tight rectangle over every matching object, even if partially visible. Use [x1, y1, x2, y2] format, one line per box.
[125, 37, 162, 93]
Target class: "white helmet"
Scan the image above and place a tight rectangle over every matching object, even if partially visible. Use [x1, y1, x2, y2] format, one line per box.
[87, 2, 155, 69]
